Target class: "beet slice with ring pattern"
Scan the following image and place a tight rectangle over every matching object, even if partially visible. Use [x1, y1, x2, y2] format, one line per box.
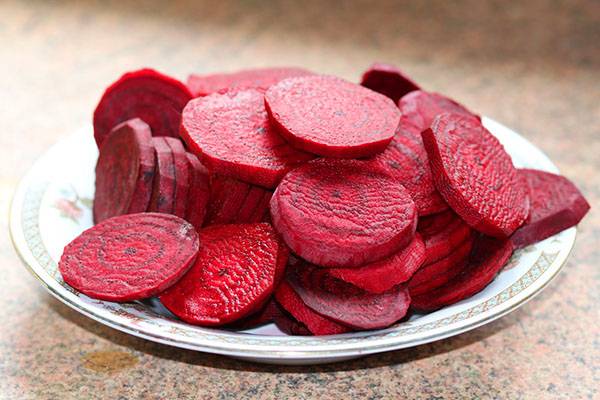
[360, 62, 421, 104]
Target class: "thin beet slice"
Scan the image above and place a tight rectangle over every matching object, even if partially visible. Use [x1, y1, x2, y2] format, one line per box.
[184, 153, 210, 230]
[418, 212, 472, 264]
[417, 209, 456, 234]
[159, 223, 282, 326]
[148, 137, 176, 214]
[93, 118, 155, 223]
[265, 75, 400, 158]
[422, 113, 530, 238]
[412, 235, 513, 311]
[163, 137, 190, 218]
[181, 89, 313, 188]
[325, 234, 425, 294]
[271, 158, 417, 268]
[250, 190, 274, 223]
[59, 213, 199, 302]
[511, 169, 590, 248]
[187, 67, 314, 97]
[360, 62, 421, 104]
[93, 69, 192, 147]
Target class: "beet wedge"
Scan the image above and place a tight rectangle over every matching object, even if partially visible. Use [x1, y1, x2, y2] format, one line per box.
[360, 62, 421, 104]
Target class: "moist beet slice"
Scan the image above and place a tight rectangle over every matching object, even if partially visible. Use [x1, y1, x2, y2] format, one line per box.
[163, 138, 190, 218]
[325, 234, 425, 294]
[360, 62, 421, 104]
[186, 67, 314, 97]
[418, 212, 472, 264]
[271, 158, 417, 268]
[511, 169, 590, 249]
[422, 113, 530, 238]
[59, 213, 199, 302]
[411, 236, 513, 311]
[184, 153, 210, 230]
[93, 69, 192, 147]
[265, 75, 401, 158]
[93, 118, 155, 223]
[148, 137, 177, 214]
[181, 89, 313, 188]
[159, 223, 281, 326]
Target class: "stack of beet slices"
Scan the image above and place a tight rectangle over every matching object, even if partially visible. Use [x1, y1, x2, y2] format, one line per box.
[59, 64, 590, 336]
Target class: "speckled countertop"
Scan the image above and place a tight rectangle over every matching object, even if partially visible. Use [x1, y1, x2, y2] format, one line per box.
[1, 1, 598, 399]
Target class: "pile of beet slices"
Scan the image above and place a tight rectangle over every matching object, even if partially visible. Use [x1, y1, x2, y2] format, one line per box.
[59, 64, 590, 335]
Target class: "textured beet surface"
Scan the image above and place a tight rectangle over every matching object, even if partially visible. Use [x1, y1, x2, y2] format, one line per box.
[360, 62, 421, 104]
[511, 169, 590, 248]
[93, 118, 155, 223]
[265, 75, 400, 158]
[181, 89, 313, 188]
[59, 213, 199, 302]
[271, 158, 417, 268]
[422, 113, 530, 238]
[148, 137, 176, 214]
[418, 211, 472, 264]
[93, 69, 192, 147]
[164, 138, 190, 218]
[159, 223, 282, 326]
[184, 153, 210, 230]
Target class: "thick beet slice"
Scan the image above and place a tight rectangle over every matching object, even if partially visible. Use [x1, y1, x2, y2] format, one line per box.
[325, 234, 425, 294]
[271, 158, 417, 268]
[418, 211, 472, 264]
[181, 89, 313, 188]
[148, 137, 176, 214]
[164, 138, 190, 218]
[511, 169, 590, 248]
[422, 113, 530, 238]
[159, 223, 281, 326]
[184, 153, 210, 230]
[412, 236, 513, 311]
[93, 69, 192, 147]
[360, 62, 421, 104]
[187, 67, 314, 97]
[59, 213, 199, 302]
[265, 75, 401, 158]
[93, 118, 155, 223]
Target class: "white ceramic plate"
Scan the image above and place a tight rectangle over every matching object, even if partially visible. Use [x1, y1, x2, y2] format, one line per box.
[10, 117, 576, 365]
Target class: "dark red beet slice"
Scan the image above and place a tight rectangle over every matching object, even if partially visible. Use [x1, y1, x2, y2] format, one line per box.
[273, 305, 312, 336]
[418, 212, 472, 264]
[93, 69, 192, 147]
[417, 209, 456, 234]
[274, 240, 290, 286]
[511, 169, 590, 249]
[271, 158, 417, 268]
[187, 67, 314, 97]
[265, 75, 401, 158]
[159, 223, 281, 326]
[412, 235, 513, 311]
[93, 118, 155, 223]
[148, 137, 176, 214]
[250, 190, 274, 223]
[163, 138, 190, 218]
[360, 62, 421, 104]
[422, 113, 530, 238]
[325, 234, 425, 294]
[181, 89, 313, 188]
[59, 213, 199, 302]
[184, 153, 210, 230]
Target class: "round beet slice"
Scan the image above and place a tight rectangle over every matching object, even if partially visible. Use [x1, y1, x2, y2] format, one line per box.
[148, 137, 176, 214]
[184, 153, 210, 230]
[418, 212, 472, 264]
[181, 89, 313, 188]
[93, 118, 155, 223]
[265, 75, 400, 158]
[93, 69, 192, 147]
[159, 223, 282, 326]
[422, 113, 530, 238]
[325, 234, 425, 294]
[59, 213, 199, 302]
[163, 137, 190, 218]
[511, 169, 590, 249]
[360, 62, 421, 104]
[271, 158, 417, 268]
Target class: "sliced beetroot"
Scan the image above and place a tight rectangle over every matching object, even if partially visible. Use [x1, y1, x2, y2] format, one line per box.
[325, 234, 425, 294]
[511, 169, 590, 248]
[422, 113, 530, 238]
[187, 67, 314, 97]
[93, 69, 192, 147]
[159, 223, 281, 326]
[412, 235, 513, 311]
[184, 153, 210, 230]
[274, 240, 290, 286]
[265, 75, 401, 158]
[417, 209, 456, 234]
[148, 137, 176, 214]
[163, 137, 190, 218]
[93, 118, 155, 223]
[272, 304, 312, 336]
[181, 89, 313, 188]
[360, 62, 421, 104]
[59, 213, 199, 302]
[271, 158, 417, 268]
[418, 211, 472, 264]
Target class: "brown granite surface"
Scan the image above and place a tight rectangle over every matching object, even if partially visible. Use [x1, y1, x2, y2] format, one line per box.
[1, 0, 599, 399]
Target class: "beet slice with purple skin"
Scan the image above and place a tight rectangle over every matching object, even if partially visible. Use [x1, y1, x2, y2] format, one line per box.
[148, 137, 176, 214]
[93, 69, 192, 147]
[325, 234, 425, 294]
[93, 118, 156, 223]
[271, 158, 417, 268]
[418, 211, 473, 264]
[511, 169, 590, 248]
[360, 62, 421, 104]
[184, 153, 210, 231]
[163, 137, 190, 218]
[59, 213, 199, 302]
[181, 89, 314, 188]
[422, 113, 530, 238]
[265, 75, 401, 158]
[160, 223, 282, 326]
